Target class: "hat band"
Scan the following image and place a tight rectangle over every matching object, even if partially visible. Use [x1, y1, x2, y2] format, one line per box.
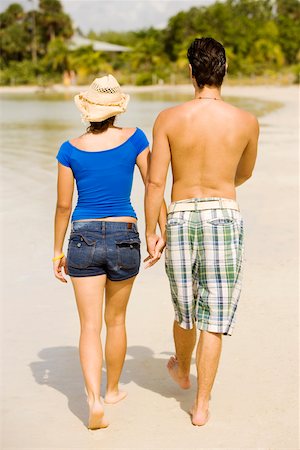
[79, 94, 125, 107]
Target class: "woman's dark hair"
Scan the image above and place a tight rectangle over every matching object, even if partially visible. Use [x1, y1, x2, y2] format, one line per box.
[187, 37, 226, 89]
[87, 116, 116, 134]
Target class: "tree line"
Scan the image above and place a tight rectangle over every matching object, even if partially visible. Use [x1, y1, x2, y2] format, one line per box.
[1, 0, 299, 86]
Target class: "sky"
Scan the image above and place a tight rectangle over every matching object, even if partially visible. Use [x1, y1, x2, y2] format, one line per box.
[1, 0, 216, 33]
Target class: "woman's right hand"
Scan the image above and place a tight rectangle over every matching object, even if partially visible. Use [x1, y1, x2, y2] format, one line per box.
[144, 234, 166, 268]
[53, 256, 68, 283]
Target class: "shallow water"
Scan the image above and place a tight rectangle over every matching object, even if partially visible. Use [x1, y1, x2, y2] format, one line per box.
[0, 90, 282, 216]
[0, 91, 279, 170]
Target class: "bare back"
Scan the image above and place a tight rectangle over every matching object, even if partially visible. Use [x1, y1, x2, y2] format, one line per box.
[154, 98, 259, 201]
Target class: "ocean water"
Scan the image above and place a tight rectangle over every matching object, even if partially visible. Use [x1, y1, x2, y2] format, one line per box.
[0, 90, 277, 214]
[0, 90, 275, 171]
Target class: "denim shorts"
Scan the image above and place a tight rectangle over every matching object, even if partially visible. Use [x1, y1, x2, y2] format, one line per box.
[67, 221, 141, 280]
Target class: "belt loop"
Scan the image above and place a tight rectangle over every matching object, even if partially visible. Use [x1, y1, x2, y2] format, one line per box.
[195, 198, 198, 211]
[219, 198, 223, 209]
[170, 203, 175, 214]
[71, 222, 74, 232]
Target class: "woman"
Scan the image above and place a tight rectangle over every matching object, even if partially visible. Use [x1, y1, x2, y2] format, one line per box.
[53, 75, 166, 429]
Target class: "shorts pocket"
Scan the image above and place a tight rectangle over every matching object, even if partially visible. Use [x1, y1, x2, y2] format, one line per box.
[207, 218, 235, 226]
[67, 233, 96, 269]
[166, 217, 186, 227]
[116, 237, 141, 270]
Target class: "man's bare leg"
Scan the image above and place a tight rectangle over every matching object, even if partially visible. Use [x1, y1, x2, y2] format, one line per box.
[167, 321, 196, 389]
[191, 330, 222, 426]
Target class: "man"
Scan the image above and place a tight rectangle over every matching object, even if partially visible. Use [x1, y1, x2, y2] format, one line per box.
[145, 37, 259, 426]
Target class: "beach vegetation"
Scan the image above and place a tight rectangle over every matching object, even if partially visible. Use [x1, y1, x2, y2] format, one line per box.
[0, 0, 299, 86]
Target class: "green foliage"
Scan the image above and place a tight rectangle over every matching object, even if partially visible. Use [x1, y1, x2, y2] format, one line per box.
[0, 3, 24, 28]
[291, 63, 300, 83]
[93, 0, 299, 83]
[275, 0, 300, 64]
[0, 0, 299, 85]
[0, 21, 30, 64]
[0, 3, 29, 64]
[135, 72, 153, 86]
[68, 46, 114, 84]
[0, 0, 74, 84]
[0, 60, 38, 85]
[36, 0, 73, 48]
[42, 37, 69, 72]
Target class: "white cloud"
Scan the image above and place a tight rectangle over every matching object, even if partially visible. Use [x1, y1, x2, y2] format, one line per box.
[1, 0, 216, 32]
[69, 0, 216, 32]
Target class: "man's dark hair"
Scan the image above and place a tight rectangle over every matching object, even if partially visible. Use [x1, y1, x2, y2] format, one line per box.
[87, 116, 116, 134]
[187, 37, 226, 88]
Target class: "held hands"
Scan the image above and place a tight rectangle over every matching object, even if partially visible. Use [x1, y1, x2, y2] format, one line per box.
[53, 255, 68, 283]
[144, 233, 166, 269]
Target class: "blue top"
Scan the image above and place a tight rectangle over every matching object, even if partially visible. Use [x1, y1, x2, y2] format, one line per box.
[56, 127, 149, 221]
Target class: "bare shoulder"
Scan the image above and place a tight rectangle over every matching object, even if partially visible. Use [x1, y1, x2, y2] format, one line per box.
[238, 107, 258, 125]
[121, 127, 137, 137]
[241, 109, 259, 133]
[224, 101, 259, 129]
[153, 104, 184, 129]
[69, 134, 86, 146]
[158, 101, 191, 116]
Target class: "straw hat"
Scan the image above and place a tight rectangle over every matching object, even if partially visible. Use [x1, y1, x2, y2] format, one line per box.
[74, 74, 130, 122]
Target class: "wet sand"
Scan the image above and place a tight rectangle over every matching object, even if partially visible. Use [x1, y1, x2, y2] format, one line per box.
[1, 85, 299, 449]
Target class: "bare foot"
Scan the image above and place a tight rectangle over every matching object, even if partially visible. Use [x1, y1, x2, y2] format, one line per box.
[167, 356, 191, 389]
[189, 404, 210, 426]
[87, 399, 109, 430]
[104, 390, 128, 405]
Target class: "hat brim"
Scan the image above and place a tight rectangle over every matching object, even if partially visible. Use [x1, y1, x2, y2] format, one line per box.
[74, 93, 130, 122]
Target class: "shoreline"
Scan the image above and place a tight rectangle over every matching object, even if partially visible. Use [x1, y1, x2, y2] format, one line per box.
[0, 81, 297, 96]
[0, 84, 298, 109]
[1, 83, 297, 116]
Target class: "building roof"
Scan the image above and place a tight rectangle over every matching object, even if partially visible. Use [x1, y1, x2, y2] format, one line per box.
[69, 35, 131, 52]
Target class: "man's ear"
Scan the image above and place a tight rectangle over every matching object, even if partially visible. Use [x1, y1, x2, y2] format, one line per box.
[188, 63, 193, 78]
[225, 62, 228, 73]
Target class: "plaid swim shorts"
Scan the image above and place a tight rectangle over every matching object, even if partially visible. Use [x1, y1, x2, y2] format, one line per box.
[165, 198, 244, 336]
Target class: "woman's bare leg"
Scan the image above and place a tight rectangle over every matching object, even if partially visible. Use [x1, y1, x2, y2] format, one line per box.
[104, 276, 136, 404]
[71, 274, 109, 429]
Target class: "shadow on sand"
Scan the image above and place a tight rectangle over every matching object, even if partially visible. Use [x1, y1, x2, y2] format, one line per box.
[29, 346, 87, 424]
[30, 345, 197, 425]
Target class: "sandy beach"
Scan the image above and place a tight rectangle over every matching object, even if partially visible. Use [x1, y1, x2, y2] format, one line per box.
[1, 84, 299, 449]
